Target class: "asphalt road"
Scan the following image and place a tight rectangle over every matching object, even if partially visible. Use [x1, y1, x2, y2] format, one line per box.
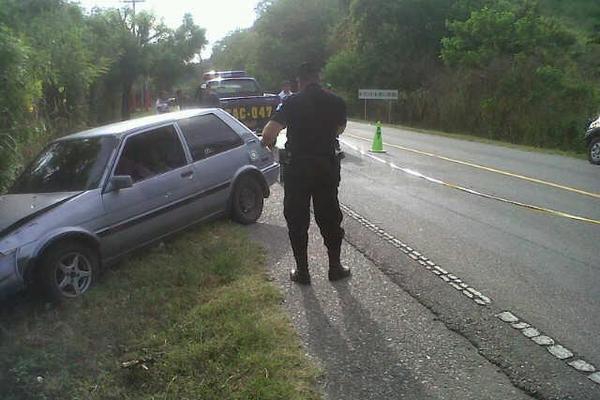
[249, 186, 535, 399]
[336, 121, 599, 383]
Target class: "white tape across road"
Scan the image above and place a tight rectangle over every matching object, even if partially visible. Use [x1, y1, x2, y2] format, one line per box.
[346, 132, 600, 200]
[340, 139, 600, 226]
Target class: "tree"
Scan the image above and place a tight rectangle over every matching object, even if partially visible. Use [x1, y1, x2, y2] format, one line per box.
[211, 29, 259, 75]
[212, 0, 342, 90]
[0, 0, 208, 190]
[440, 0, 597, 148]
[150, 13, 207, 91]
[0, 24, 39, 191]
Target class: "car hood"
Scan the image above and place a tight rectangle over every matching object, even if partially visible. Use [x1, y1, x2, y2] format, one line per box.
[0, 192, 82, 238]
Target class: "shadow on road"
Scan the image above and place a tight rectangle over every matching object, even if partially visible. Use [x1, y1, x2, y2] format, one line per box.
[300, 284, 428, 399]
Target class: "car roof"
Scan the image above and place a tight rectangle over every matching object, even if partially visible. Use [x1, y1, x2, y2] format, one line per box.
[59, 109, 220, 141]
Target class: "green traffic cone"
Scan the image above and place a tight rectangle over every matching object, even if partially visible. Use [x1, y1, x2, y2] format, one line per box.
[370, 121, 386, 153]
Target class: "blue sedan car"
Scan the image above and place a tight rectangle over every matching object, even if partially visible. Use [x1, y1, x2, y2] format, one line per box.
[0, 109, 279, 300]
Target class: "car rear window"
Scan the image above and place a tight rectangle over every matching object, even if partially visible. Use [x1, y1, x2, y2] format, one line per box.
[207, 79, 261, 97]
[178, 114, 244, 162]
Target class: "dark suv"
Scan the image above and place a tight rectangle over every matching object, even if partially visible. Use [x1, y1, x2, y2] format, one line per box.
[586, 115, 600, 165]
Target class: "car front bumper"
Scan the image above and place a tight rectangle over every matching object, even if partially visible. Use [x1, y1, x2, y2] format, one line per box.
[0, 251, 24, 299]
[262, 162, 280, 187]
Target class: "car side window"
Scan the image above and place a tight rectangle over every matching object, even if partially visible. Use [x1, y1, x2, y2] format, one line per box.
[177, 114, 244, 162]
[115, 125, 187, 183]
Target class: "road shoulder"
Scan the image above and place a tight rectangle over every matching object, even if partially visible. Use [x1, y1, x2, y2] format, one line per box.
[248, 185, 534, 400]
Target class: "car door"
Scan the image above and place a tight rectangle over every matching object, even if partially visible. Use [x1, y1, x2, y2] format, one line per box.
[98, 124, 195, 257]
[176, 113, 247, 217]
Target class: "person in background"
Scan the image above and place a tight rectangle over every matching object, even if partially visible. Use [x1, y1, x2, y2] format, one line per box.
[278, 80, 293, 101]
[155, 91, 169, 114]
[323, 83, 345, 159]
[195, 86, 221, 107]
[175, 89, 184, 110]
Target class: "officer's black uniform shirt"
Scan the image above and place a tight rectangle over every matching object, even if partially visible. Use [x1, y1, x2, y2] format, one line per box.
[271, 83, 346, 159]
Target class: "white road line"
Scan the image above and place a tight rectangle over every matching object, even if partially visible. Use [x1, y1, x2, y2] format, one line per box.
[340, 139, 600, 226]
[346, 130, 600, 200]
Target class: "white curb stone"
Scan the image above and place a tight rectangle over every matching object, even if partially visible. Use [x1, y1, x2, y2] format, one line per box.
[547, 345, 573, 360]
[466, 287, 482, 297]
[568, 359, 596, 373]
[512, 322, 530, 329]
[434, 266, 448, 275]
[496, 311, 519, 323]
[531, 335, 554, 346]
[522, 328, 540, 338]
[589, 372, 600, 384]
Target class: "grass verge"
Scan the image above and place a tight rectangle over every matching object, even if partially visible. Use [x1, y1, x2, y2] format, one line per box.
[349, 118, 587, 160]
[0, 222, 320, 400]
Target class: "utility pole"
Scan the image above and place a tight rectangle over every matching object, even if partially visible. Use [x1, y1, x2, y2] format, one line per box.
[121, 0, 145, 35]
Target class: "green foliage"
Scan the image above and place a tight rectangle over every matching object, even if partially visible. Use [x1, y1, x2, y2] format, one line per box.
[0, 1, 207, 190]
[441, 1, 576, 67]
[212, 0, 598, 153]
[212, 29, 260, 75]
[0, 21, 42, 192]
[151, 13, 207, 91]
[253, 0, 339, 89]
[211, 0, 343, 90]
[539, 0, 600, 32]
[439, 0, 597, 149]
[323, 49, 368, 112]
[347, 0, 452, 89]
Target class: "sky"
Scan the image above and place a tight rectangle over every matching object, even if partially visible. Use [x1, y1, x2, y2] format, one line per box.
[76, 0, 261, 58]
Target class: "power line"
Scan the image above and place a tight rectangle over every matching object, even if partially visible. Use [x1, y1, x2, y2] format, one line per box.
[121, 0, 145, 34]
[121, 0, 145, 16]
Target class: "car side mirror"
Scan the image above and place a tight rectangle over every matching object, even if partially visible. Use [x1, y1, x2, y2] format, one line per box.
[108, 175, 133, 192]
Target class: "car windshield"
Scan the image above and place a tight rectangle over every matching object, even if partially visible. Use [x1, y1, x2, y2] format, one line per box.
[207, 79, 261, 97]
[10, 137, 116, 194]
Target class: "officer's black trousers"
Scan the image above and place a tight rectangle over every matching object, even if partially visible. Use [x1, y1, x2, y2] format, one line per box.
[283, 157, 344, 269]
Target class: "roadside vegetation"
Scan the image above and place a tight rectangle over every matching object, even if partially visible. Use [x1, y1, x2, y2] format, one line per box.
[212, 0, 600, 155]
[0, 0, 207, 191]
[0, 222, 321, 400]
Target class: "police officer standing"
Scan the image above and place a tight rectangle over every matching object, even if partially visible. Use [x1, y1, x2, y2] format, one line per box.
[261, 62, 350, 285]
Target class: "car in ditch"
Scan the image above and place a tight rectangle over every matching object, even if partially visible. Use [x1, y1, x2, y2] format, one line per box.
[0, 109, 279, 301]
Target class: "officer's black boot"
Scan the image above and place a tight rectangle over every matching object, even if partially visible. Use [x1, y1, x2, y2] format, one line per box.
[290, 246, 310, 285]
[327, 246, 351, 281]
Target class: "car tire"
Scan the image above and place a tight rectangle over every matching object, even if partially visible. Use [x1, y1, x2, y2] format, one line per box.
[588, 136, 600, 165]
[36, 242, 98, 302]
[231, 175, 264, 225]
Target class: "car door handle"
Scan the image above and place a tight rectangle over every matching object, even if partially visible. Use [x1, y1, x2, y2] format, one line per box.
[181, 170, 194, 179]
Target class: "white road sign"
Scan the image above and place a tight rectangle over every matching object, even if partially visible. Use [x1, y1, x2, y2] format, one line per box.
[358, 89, 399, 100]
